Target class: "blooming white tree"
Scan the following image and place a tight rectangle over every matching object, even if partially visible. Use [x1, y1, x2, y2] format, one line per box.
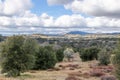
[64, 48, 74, 62]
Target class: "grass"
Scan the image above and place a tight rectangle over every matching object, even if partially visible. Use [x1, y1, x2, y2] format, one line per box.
[0, 61, 100, 80]
[0, 54, 113, 80]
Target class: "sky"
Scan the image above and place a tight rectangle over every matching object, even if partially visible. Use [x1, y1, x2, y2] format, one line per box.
[0, 0, 120, 35]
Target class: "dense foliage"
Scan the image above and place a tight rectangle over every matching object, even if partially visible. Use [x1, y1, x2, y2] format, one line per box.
[0, 36, 38, 77]
[33, 46, 57, 70]
[0, 34, 4, 42]
[113, 41, 120, 79]
[80, 47, 100, 61]
[98, 49, 110, 65]
[55, 48, 64, 62]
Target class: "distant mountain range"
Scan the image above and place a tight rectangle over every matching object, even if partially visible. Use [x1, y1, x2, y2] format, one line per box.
[67, 31, 90, 35]
[105, 32, 120, 35]
[67, 31, 120, 35]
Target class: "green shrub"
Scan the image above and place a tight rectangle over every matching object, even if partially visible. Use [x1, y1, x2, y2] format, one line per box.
[73, 48, 79, 53]
[0, 36, 38, 77]
[80, 47, 100, 61]
[55, 48, 64, 62]
[6, 69, 20, 77]
[0, 34, 4, 42]
[33, 46, 57, 70]
[98, 49, 110, 65]
[113, 41, 120, 79]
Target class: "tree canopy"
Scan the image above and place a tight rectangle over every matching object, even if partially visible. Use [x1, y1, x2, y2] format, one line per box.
[0, 36, 38, 77]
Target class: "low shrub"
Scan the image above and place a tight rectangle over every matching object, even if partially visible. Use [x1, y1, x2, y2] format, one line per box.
[33, 46, 57, 70]
[80, 47, 100, 61]
[55, 48, 64, 62]
[98, 49, 110, 65]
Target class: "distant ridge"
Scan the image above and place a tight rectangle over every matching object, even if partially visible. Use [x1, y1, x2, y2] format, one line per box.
[67, 31, 90, 35]
[106, 32, 120, 35]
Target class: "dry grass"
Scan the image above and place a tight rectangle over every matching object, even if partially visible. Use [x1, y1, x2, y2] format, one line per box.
[0, 61, 101, 80]
[0, 53, 113, 80]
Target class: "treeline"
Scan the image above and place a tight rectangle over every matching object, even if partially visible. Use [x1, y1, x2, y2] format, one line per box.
[35, 37, 118, 52]
[0, 34, 5, 42]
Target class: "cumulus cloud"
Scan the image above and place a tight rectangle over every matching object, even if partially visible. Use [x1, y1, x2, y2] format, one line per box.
[47, 0, 73, 5]
[0, 16, 13, 26]
[1, 0, 120, 35]
[1, 11, 120, 35]
[46, 0, 120, 18]
[56, 0, 120, 18]
[0, 0, 32, 16]
[40, 13, 54, 27]
[54, 14, 86, 27]
[14, 11, 42, 26]
[86, 17, 120, 28]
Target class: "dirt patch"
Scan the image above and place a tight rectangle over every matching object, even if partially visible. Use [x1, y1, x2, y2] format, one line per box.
[0, 60, 115, 80]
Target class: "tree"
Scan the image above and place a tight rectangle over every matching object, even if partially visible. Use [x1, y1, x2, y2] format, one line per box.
[64, 48, 74, 62]
[55, 48, 64, 62]
[0, 36, 38, 77]
[33, 46, 57, 70]
[98, 49, 110, 65]
[80, 47, 100, 61]
[0, 34, 4, 42]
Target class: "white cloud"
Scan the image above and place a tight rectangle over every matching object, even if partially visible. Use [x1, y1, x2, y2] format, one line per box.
[0, 12, 46, 27]
[0, 0, 32, 16]
[1, 0, 120, 35]
[47, 0, 120, 18]
[64, 0, 120, 18]
[1, 11, 120, 35]
[55, 14, 86, 27]
[40, 13, 54, 27]
[14, 11, 42, 26]
[47, 0, 73, 5]
[86, 17, 120, 28]
[45, 0, 120, 33]
[0, 16, 13, 26]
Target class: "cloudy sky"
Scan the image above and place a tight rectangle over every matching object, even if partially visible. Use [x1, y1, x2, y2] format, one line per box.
[0, 0, 120, 35]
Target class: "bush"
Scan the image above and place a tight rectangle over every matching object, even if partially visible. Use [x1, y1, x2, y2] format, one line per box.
[33, 46, 57, 70]
[98, 49, 110, 65]
[80, 47, 100, 61]
[113, 41, 120, 80]
[0, 36, 38, 77]
[73, 48, 79, 53]
[0, 34, 4, 42]
[64, 48, 74, 61]
[55, 48, 64, 62]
